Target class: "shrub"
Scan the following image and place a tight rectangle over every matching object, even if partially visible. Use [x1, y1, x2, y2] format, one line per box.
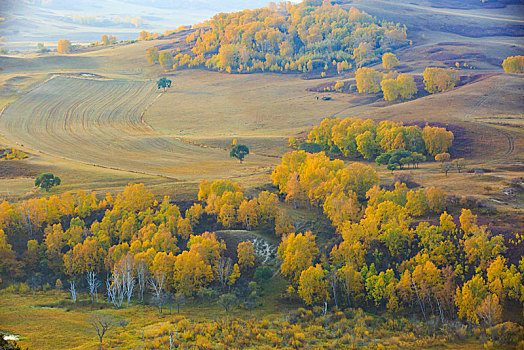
[298, 142, 322, 154]
[254, 266, 273, 283]
[490, 322, 524, 345]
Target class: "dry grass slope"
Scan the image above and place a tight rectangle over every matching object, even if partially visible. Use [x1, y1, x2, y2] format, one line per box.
[0, 76, 275, 183]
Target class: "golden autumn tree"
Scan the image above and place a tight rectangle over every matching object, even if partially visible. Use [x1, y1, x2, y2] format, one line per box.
[422, 125, 454, 156]
[337, 263, 364, 307]
[285, 172, 306, 209]
[177, 218, 193, 240]
[323, 189, 360, 227]
[397, 73, 417, 99]
[0, 229, 18, 279]
[173, 250, 213, 296]
[159, 51, 174, 70]
[70, 237, 105, 274]
[138, 30, 149, 40]
[151, 251, 176, 295]
[44, 223, 66, 274]
[147, 47, 159, 64]
[275, 211, 295, 237]
[237, 241, 255, 270]
[298, 264, 330, 306]
[278, 231, 319, 285]
[502, 55, 524, 74]
[185, 203, 204, 226]
[57, 39, 72, 53]
[423, 67, 459, 93]
[101, 34, 110, 46]
[382, 52, 399, 69]
[151, 223, 179, 254]
[355, 67, 383, 93]
[455, 274, 488, 324]
[356, 130, 379, 159]
[238, 199, 259, 230]
[187, 232, 225, 266]
[381, 78, 399, 101]
[476, 293, 502, 327]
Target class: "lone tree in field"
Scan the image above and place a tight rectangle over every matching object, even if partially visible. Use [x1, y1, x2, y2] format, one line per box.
[230, 144, 250, 163]
[89, 313, 113, 344]
[157, 77, 172, 92]
[35, 173, 61, 191]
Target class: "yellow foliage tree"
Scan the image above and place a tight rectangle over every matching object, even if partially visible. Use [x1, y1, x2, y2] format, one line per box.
[382, 52, 399, 69]
[237, 241, 255, 270]
[57, 39, 72, 54]
[173, 250, 213, 296]
[298, 264, 329, 305]
[380, 78, 399, 101]
[278, 231, 319, 286]
[355, 67, 383, 93]
[422, 125, 454, 156]
[423, 67, 459, 93]
[502, 55, 524, 73]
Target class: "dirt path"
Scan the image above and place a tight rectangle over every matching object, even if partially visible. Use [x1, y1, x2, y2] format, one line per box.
[462, 80, 516, 161]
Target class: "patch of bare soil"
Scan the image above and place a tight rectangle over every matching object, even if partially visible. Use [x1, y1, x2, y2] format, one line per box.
[0, 161, 37, 179]
[496, 164, 524, 172]
[420, 45, 504, 67]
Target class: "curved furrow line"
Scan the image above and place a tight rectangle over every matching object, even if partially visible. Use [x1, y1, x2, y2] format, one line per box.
[0, 76, 247, 180]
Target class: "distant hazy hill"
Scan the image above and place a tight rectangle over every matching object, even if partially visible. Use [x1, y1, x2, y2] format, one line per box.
[1, 0, 289, 50]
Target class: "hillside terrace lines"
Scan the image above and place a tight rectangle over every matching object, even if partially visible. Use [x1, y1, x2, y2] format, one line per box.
[0, 76, 273, 180]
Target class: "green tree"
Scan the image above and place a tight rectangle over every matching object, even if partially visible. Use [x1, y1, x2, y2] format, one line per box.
[230, 144, 250, 163]
[157, 77, 172, 92]
[35, 173, 61, 191]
